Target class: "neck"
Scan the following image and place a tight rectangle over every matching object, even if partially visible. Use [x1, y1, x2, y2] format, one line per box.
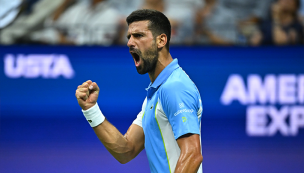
[148, 50, 173, 83]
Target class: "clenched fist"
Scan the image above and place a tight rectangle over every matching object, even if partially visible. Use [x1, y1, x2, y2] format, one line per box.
[75, 80, 99, 110]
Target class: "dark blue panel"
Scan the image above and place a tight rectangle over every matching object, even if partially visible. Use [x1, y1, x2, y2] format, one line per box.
[0, 46, 303, 173]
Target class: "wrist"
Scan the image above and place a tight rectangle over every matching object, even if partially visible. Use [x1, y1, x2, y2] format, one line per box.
[82, 103, 105, 127]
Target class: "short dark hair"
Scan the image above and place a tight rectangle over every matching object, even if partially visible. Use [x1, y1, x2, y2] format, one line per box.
[126, 9, 171, 50]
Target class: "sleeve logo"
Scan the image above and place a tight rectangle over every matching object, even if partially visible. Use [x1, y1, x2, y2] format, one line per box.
[179, 103, 184, 108]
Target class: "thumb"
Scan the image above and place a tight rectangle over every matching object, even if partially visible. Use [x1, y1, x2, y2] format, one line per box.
[89, 82, 99, 93]
[87, 82, 100, 104]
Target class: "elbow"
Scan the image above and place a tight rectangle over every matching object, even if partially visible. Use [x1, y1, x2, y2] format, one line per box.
[114, 145, 138, 164]
[191, 153, 203, 167]
[118, 159, 129, 164]
[197, 154, 203, 164]
[116, 154, 133, 164]
[116, 156, 131, 164]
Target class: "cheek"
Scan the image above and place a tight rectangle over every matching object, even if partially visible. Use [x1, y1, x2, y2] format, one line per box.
[140, 42, 152, 52]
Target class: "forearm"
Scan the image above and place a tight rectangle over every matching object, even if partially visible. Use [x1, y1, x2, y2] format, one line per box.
[174, 152, 203, 173]
[93, 120, 135, 163]
[76, 81, 144, 163]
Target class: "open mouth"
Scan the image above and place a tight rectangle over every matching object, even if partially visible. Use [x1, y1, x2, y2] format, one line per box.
[131, 51, 141, 67]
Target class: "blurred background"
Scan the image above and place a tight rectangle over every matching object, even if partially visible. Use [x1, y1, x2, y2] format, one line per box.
[0, 0, 303, 173]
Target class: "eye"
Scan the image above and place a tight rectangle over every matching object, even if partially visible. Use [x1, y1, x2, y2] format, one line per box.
[134, 34, 143, 38]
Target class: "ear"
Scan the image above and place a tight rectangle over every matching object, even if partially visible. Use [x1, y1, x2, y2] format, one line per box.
[156, 34, 167, 49]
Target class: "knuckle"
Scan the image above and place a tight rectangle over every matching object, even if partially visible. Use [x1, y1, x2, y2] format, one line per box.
[76, 91, 81, 97]
[79, 88, 88, 92]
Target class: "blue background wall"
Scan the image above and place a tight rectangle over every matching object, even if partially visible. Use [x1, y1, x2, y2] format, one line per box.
[0, 46, 303, 173]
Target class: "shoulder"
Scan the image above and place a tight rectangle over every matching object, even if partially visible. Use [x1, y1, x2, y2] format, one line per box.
[159, 68, 198, 98]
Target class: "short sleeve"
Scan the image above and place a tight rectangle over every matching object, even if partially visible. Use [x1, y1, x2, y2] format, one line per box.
[132, 97, 147, 127]
[160, 81, 201, 139]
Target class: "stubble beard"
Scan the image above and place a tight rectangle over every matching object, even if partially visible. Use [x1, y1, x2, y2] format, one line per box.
[136, 42, 158, 75]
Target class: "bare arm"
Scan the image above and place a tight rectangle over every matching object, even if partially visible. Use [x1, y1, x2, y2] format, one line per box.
[75, 80, 145, 164]
[175, 134, 203, 173]
[93, 121, 145, 164]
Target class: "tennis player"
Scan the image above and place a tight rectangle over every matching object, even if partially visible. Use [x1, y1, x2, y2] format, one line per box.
[75, 9, 203, 173]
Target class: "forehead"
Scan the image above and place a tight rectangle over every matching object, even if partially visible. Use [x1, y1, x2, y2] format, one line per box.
[127, 20, 151, 34]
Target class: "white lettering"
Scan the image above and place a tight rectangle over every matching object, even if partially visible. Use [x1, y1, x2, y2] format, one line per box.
[4, 54, 25, 78]
[248, 74, 276, 104]
[174, 109, 194, 116]
[247, 106, 304, 136]
[25, 55, 43, 78]
[221, 74, 304, 137]
[51, 55, 74, 79]
[279, 75, 296, 104]
[221, 74, 247, 105]
[290, 106, 304, 136]
[298, 75, 304, 104]
[3, 54, 75, 79]
[246, 106, 267, 136]
[268, 106, 289, 136]
[40, 55, 54, 78]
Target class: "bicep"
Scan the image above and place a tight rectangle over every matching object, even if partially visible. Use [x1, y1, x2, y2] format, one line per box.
[176, 133, 201, 154]
[124, 124, 145, 157]
[175, 134, 203, 173]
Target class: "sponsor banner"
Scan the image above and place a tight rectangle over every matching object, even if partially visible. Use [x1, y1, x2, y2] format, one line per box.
[0, 46, 303, 137]
[0, 46, 303, 173]
[4, 54, 74, 79]
[221, 74, 304, 136]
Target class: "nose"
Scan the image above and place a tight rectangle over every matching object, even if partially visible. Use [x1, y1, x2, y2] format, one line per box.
[127, 36, 135, 48]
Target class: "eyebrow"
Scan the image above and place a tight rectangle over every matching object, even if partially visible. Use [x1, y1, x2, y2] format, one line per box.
[127, 31, 145, 39]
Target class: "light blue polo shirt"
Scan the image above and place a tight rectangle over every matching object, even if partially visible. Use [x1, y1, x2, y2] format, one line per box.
[133, 59, 203, 173]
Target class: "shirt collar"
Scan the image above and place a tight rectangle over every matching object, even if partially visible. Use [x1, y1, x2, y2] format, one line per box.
[146, 59, 180, 98]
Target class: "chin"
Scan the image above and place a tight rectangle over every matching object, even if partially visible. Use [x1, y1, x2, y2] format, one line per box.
[136, 69, 147, 75]
[136, 66, 148, 75]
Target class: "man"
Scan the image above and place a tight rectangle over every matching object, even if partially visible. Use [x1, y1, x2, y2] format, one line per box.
[30, 0, 120, 45]
[195, 0, 238, 45]
[250, 0, 303, 45]
[75, 9, 203, 173]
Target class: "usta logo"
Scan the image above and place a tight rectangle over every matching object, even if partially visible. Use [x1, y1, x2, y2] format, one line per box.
[4, 54, 75, 79]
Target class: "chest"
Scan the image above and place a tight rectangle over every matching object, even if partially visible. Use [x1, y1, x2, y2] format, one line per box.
[142, 93, 165, 133]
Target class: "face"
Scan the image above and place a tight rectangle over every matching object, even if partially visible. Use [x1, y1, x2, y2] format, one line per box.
[127, 21, 159, 74]
[279, 0, 297, 12]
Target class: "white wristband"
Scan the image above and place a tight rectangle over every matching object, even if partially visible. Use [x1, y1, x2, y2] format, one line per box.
[82, 103, 105, 127]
